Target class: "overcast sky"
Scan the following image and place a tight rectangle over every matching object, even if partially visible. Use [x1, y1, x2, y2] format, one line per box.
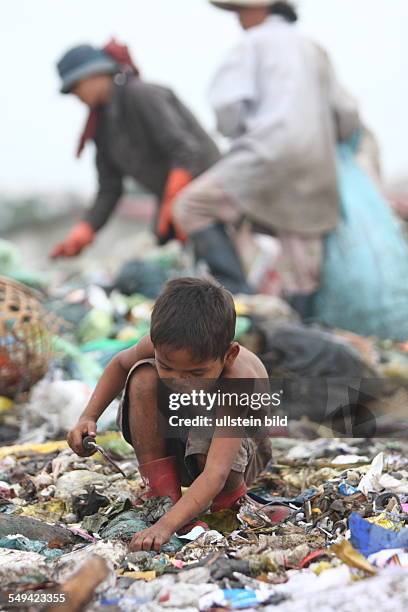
[1, 0, 407, 195]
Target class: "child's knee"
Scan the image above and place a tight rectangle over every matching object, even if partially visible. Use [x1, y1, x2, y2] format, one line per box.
[128, 366, 158, 403]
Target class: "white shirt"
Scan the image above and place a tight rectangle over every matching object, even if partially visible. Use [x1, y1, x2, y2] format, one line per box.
[206, 16, 360, 235]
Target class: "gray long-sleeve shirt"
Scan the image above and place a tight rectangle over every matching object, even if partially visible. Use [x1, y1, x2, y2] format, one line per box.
[85, 76, 220, 231]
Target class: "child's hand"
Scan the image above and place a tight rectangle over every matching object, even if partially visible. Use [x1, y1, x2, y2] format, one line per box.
[67, 418, 97, 456]
[129, 521, 173, 552]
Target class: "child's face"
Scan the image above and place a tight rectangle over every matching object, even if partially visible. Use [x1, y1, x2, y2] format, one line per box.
[155, 343, 239, 382]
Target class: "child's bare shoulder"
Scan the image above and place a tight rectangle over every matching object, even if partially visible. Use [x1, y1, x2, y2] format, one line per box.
[224, 345, 268, 378]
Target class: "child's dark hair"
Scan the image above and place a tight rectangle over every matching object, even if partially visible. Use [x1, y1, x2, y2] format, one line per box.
[269, 1, 298, 23]
[150, 278, 236, 361]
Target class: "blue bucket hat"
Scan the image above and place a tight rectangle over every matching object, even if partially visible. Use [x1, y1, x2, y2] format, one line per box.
[57, 44, 118, 94]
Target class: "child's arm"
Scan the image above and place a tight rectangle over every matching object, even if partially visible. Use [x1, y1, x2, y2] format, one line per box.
[67, 335, 154, 455]
[130, 436, 243, 551]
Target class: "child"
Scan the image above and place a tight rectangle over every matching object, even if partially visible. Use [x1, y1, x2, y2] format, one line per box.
[68, 278, 272, 551]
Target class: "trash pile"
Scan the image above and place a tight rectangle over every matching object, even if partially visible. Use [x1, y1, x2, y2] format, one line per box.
[1, 235, 408, 608]
[0, 437, 408, 610]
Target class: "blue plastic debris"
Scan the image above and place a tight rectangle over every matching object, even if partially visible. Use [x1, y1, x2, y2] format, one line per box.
[248, 487, 318, 506]
[338, 483, 359, 496]
[222, 589, 269, 609]
[349, 512, 408, 557]
[200, 587, 283, 610]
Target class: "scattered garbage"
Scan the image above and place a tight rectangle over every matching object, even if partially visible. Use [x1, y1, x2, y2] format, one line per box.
[0, 433, 407, 609]
[1, 237, 408, 608]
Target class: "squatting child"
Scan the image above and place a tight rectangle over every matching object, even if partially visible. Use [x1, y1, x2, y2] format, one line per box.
[68, 278, 273, 550]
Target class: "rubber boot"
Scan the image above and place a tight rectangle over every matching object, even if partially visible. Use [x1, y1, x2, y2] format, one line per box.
[139, 456, 181, 504]
[190, 224, 253, 295]
[139, 457, 209, 535]
[211, 483, 291, 524]
[211, 482, 248, 513]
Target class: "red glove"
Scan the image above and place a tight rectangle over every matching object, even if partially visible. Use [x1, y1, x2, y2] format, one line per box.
[156, 168, 192, 241]
[50, 221, 95, 258]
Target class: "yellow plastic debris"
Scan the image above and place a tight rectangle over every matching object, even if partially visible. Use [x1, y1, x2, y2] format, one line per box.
[234, 301, 250, 316]
[0, 432, 131, 460]
[366, 513, 401, 531]
[0, 440, 68, 460]
[312, 561, 333, 575]
[20, 499, 66, 522]
[120, 571, 156, 581]
[0, 397, 13, 414]
[330, 540, 377, 575]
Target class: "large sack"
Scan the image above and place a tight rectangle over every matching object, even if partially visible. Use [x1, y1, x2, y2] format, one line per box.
[315, 144, 408, 340]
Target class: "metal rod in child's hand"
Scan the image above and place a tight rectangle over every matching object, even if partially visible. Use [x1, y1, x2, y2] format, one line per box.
[82, 436, 127, 478]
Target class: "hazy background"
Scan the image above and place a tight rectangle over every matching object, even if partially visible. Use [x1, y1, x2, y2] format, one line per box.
[1, 0, 407, 196]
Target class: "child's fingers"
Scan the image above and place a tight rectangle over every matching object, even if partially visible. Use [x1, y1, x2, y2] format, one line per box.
[129, 532, 145, 551]
[142, 535, 154, 551]
[152, 535, 164, 552]
[130, 529, 167, 552]
[68, 421, 97, 456]
[68, 429, 84, 455]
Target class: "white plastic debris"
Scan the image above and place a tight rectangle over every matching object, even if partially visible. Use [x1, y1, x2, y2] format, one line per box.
[176, 526, 207, 541]
[358, 452, 384, 495]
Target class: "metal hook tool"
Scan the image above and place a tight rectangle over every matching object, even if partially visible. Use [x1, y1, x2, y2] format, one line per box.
[82, 435, 127, 478]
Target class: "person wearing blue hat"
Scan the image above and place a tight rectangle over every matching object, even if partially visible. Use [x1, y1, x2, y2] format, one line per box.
[58, 44, 118, 96]
[51, 41, 220, 260]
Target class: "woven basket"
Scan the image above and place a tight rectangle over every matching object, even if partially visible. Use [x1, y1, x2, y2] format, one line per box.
[0, 276, 54, 397]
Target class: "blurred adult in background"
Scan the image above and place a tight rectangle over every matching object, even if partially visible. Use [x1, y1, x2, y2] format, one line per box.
[51, 41, 219, 258]
[174, 0, 361, 311]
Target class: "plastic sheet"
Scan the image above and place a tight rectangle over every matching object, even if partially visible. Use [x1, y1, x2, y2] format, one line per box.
[315, 144, 408, 340]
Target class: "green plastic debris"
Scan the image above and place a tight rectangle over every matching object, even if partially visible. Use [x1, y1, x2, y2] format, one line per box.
[199, 509, 240, 535]
[76, 309, 114, 344]
[235, 316, 252, 340]
[0, 239, 21, 274]
[99, 510, 148, 540]
[80, 338, 138, 354]
[96, 432, 134, 457]
[98, 505, 184, 552]
[121, 551, 170, 574]
[0, 535, 64, 559]
[52, 336, 103, 386]
[0, 239, 48, 289]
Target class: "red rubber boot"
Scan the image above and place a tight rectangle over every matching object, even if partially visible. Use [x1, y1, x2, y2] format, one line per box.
[211, 482, 291, 524]
[139, 456, 182, 503]
[139, 456, 208, 535]
[211, 482, 248, 513]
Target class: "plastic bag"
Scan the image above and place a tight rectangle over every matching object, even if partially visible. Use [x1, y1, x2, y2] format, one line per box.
[349, 512, 408, 557]
[315, 144, 408, 340]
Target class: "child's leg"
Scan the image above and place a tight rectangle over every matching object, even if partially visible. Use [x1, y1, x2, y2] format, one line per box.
[127, 365, 166, 463]
[126, 366, 181, 502]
